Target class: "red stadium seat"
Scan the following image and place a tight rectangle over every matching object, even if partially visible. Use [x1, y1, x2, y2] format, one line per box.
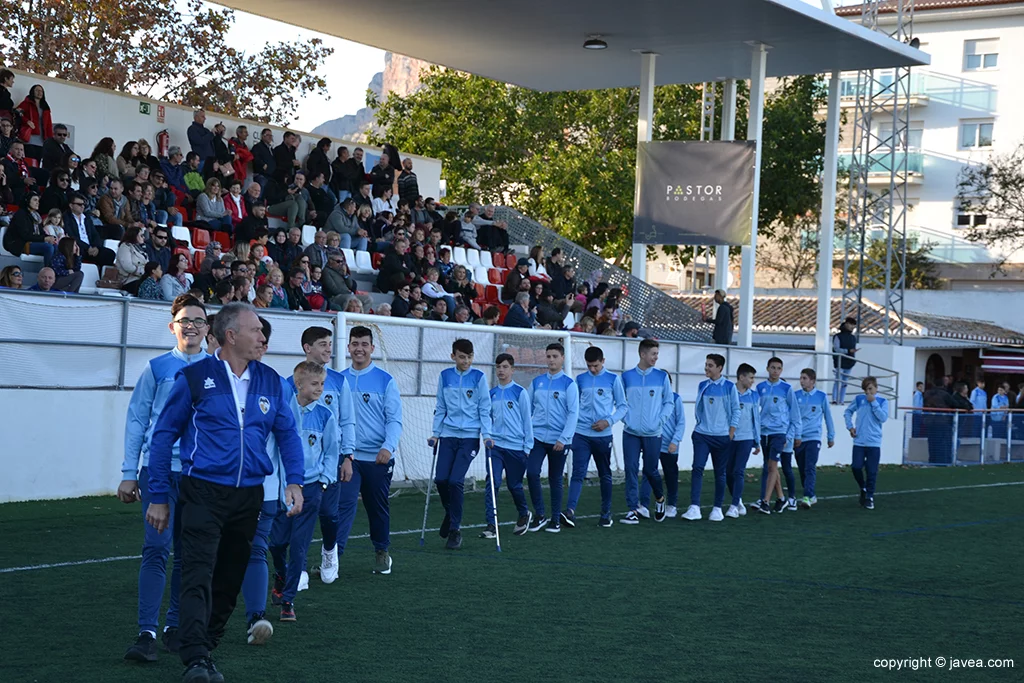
[497, 303, 509, 324]
[485, 285, 501, 304]
[474, 283, 486, 300]
[211, 231, 231, 249]
[371, 252, 384, 269]
[191, 228, 210, 249]
[488, 268, 502, 285]
[173, 246, 190, 259]
[505, 253, 517, 269]
[192, 251, 205, 273]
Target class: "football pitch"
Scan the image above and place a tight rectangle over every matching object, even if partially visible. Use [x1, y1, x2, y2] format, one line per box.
[2, 464, 1023, 683]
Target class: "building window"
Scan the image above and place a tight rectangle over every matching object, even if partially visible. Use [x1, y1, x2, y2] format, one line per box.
[960, 120, 994, 148]
[963, 39, 998, 71]
[955, 212, 987, 229]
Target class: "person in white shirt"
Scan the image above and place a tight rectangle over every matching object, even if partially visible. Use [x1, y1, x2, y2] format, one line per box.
[371, 187, 398, 217]
[421, 267, 457, 315]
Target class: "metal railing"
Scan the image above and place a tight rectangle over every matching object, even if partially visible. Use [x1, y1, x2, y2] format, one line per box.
[902, 408, 1024, 466]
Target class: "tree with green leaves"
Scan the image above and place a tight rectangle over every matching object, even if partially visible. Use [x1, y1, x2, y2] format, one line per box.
[0, 0, 332, 125]
[844, 238, 943, 290]
[371, 69, 832, 268]
[956, 141, 1024, 271]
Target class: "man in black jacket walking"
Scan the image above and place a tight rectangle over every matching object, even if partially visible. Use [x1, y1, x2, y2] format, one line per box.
[704, 290, 733, 346]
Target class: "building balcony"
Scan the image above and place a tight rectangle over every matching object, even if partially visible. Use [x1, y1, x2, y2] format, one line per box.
[836, 71, 997, 113]
[838, 151, 925, 185]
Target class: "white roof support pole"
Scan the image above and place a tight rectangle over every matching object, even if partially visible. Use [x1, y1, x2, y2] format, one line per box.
[737, 45, 767, 348]
[632, 51, 657, 282]
[715, 78, 737, 295]
[815, 70, 843, 379]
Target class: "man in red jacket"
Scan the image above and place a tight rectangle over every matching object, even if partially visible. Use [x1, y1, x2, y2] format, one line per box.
[230, 125, 254, 184]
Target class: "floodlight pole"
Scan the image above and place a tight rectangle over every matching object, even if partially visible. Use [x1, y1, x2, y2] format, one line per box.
[631, 51, 657, 282]
[715, 79, 737, 296]
[737, 44, 767, 348]
[815, 71, 843, 380]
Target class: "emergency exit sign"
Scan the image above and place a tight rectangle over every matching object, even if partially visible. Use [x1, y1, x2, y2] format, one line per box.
[139, 102, 151, 115]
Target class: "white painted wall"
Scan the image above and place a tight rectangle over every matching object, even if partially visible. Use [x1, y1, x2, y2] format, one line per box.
[6, 68, 442, 199]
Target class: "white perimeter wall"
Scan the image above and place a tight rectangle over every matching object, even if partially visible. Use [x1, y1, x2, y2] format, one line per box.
[6, 68, 442, 199]
[0, 389, 904, 504]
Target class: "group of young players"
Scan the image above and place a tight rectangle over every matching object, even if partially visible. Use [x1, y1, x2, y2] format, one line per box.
[117, 295, 889, 667]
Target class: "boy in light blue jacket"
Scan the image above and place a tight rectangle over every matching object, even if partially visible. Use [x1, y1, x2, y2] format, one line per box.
[725, 363, 760, 518]
[844, 376, 888, 510]
[687, 353, 740, 521]
[795, 368, 834, 509]
[484, 353, 534, 538]
[640, 378, 685, 519]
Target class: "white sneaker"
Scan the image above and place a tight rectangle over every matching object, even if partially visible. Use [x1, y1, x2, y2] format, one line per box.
[637, 505, 651, 520]
[665, 505, 678, 518]
[738, 499, 747, 516]
[809, 496, 818, 505]
[297, 570, 309, 592]
[247, 617, 273, 646]
[725, 505, 740, 519]
[681, 504, 702, 521]
[709, 506, 724, 522]
[320, 545, 338, 584]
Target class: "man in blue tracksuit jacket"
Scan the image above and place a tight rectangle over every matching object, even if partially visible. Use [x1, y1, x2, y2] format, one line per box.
[756, 357, 801, 513]
[527, 342, 579, 533]
[725, 363, 760, 518]
[484, 352, 534, 538]
[429, 338, 493, 550]
[640, 382, 685, 518]
[338, 325, 403, 574]
[795, 367, 835, 509]
[620, 339, 673, 524]
[147, 303, 306, 679]
[687, 353, 740, 521]
[844, 376, 888, 510]
[119, 295, 208, 663]
[569, 346, 627, 529]
[270, 362, 340, 622]
[290, 326, 356, 584]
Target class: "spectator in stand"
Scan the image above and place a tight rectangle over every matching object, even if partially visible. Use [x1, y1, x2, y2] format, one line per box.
[267, 229, 288, 266]
[160, 146, 187, 195]
[320, 252, 354, 311]
[136, 139, 160, 174]
[4, 192, 57, 266]
[182, 152, 206, 199]
[161, 252, 191, 301]
[243, 181, 263, 215]
[3, 140, 37, 203]
[0, 162, 10, 208]
[200, 242, 223, 275]
[305, 264, 326, 310]
[266, 170, 308, 230]
[411, 197, 431, 226]
[232, 275, 253, 303]
[264, 267, 287, 308]
[371, 302, 389, 316]
[16, 84, 53, 169]
[283, 268, 312, 311]
[528, 245, 549, 280]
[452, 305, 472, 324]
[0, 69, 14, 122]
[472, 204, 509, 253]
[427, 298, 448, 322]
[545, 248, 565, 282]
[504, 292, 534, 329]
[535, 288, 563, 329]
[351, 180, 372, 213]
[213, 277, 235, 306]
[42, 123, 74, 171]
[249, 242, 271, 279]
[251, 128, 275, 191]
[196, 177, 233, 234]
[194, 259, 228, 301]
[0, 264, 25, 288]
[149, 171, 181, 227]
[422, 267, 457, 315]
[206, 122, 235, 185]
[376, 237, 412, 294]
[187, 110, 215, 168]
[91, 137, 118, 181]
[473, 306, 500, 326]
[409, 282, 424, 308]
[459, 212, 482, 250]
[41, 169, 71, 213]
[64, 191, 114, 267]
[573, 316, 596, 334]
[229, 126, 253, 184]
[325, 197, 367, 251]
[221, 178, 247, 230]
[370, 153, 395, 196]
[549, 261, 576, 300]
[391, 282, 412, 317]
[1, 117, 17, 160]
[445, 264, 476, 310]
[117, 141, 140, 181]
[408, 300, 428, 319]
[98, 178, 140, 240]
[113, 227, 147, 294]
[235, 200, 268, 247]
[331, 146, 360, 201]
[51, 237, 85, 292]
[42, 208, 66, 242]
[501, 258, 530, 303]
[343, 297, 363, 314]
[372, 186, 398, 217]
[136, 261, 164, 300]
[146, 226, 171, 271]
[272, 227, 304, 269]
[407, 242, 428, 280]
[273, 131, 300, 186]
[304, 230, 330, 270]
[306, 171, 334, 226]
[132, 182, 159, 231]
[62, 153, 82, 190]
[306, 138, 333, 192]
[253, 283, 273, 308]
[397, 158, 419, 205]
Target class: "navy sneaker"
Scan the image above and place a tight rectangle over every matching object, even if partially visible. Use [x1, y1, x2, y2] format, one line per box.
[559, 511, 576, 528]
[182, 658, 211, 683]
[528, 515, 549, 532]
[545, 523, 561, 534]
[280, 602, 296, 622]
[124, 632, 158, 663]
[773, 498, 786, 514]
[161, 627, 178, 654]
[479, 524, 496, 539]
[513, 512, 532, 536]
[439, 512, 451, 539]
[598, 516, 612, 528]
[445, 529, 463, 550]
[756, 500, 772, 515]
[865, 497, 875, 510]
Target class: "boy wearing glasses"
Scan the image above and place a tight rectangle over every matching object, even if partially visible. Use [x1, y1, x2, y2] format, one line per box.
[119, 295, 210, 663]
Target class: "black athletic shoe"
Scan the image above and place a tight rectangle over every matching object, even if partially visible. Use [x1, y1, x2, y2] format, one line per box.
[528, 515, 549, 532]
[773, 498, 786, 514]
[513, 512, 532, 536]
[756, 500, 772, 515]
[545, 523, 561, 534]
[865, 497, 875, 510]
[124, 632, 158, 663]
[445, 529, 463, 550]
[479, 524, 496, 539]
[271, 573, 284, 605]
[859, 489, 867, 507]
[654, 498, 667, 522]
[559, 510, 576, 528]
[439, 512, 451, 539]
[279, 602, 296, 622]
[207, 659, 225, 683]
[182, 658, 212, 683]
[598, 516, 613, 528]
[161, 627, 179, 654]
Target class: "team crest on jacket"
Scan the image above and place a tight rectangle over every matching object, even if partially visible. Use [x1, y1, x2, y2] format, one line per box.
[811, 406, 817, 412]
[308, 434, 317, 446]
[709, 397, 715, 405]
[325, 394, 333, 405]
[362, 393, 370, 403]
[597, 388, 604, 396]
[773, 396, 778, 404]
[506, 400, 514, 409]
[259, 396, 270, 414]
[649, 389, 655, 397]
[466, 389, 473, 398]
[553, 391, 559, 399]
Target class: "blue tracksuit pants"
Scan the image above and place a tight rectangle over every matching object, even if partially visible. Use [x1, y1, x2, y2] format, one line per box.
[484, 447, 529, 525]
[567, 434, 613, 517]
[434, 437, 479, 532]
[242, 499, 281, 621]
[269, 484, 323, 604]
[527, 440, 568, 520]
[137, 467, 182, 635]
[623, 432, 664, 511]
[337, 458, 395, 553]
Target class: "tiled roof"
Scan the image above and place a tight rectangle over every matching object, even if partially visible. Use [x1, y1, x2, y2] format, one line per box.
[835, 0, 1023, 16]
[674, 294, 1024, 345]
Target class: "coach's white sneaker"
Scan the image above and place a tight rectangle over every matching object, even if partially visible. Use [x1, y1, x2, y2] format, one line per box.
[709, 506, 724, 522]
[665, 505, 678, 519]
[320, 545, 338, 584]
[738, 499, 747, 516]
[298, 570, 309, 592]
[725, 505, 740, 519]
[681, 505, 702, 521]
[636, 505, 651, 520]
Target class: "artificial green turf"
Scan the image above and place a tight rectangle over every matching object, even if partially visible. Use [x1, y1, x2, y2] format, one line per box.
[2, 464, 1023, 683]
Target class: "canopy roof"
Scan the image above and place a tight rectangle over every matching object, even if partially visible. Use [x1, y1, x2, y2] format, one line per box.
[224, 0, 929, 91]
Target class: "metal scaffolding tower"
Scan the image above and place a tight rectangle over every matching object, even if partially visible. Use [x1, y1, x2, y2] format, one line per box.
[839, 0, 915, 344]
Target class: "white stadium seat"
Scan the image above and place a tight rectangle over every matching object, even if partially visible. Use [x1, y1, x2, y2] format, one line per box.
[301, 224, 316, 248]
[466, 249, 481, 267]
[172, 225, 192, 248]
[479, 251, 494, 269]
[355, 250, 376, 275]
[474, 266, 490, 284]
[341, 248, 356, 269]
[104, 239, 120, 253]
[79, 263, 100, 295]
[0, 227, 13, 257]
[453, 246, 468, 266]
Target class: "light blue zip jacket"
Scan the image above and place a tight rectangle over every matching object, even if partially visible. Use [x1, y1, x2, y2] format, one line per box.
[734, 388, 761, 442]
[122, 347, 208, 478]
[970, 387, 988, 412]
[342, 362, 403, 461]
[530, 371, 579, 445]
[991, 393, 1010, 422]
[844, 394, 888, 447]
[621, 366, 674, 437]
[289, 394, 340, 485]
[490, 381, 533, 453]
[694, 376, 741, 436]
[660, 392, 686, 453]
[757, 379, 801, 441]
[796, 388, 835, 443]
[432, 367, 492, 440]
[575, 369, 628, 438]
[287, 367, 356, 457]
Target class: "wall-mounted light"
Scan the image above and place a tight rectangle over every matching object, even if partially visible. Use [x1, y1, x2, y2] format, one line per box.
[583, 35, 608, 50]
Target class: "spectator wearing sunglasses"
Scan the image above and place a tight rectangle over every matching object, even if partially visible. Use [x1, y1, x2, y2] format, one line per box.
[41, 169, 72, 213]
[42, 123, 75, 170]
[0, 265, 25, 289]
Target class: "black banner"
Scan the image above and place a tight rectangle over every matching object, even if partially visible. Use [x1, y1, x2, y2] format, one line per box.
[633, 140, 756, 246]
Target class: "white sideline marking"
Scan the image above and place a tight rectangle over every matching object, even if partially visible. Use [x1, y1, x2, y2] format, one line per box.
[2, 480, 1023, 574]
